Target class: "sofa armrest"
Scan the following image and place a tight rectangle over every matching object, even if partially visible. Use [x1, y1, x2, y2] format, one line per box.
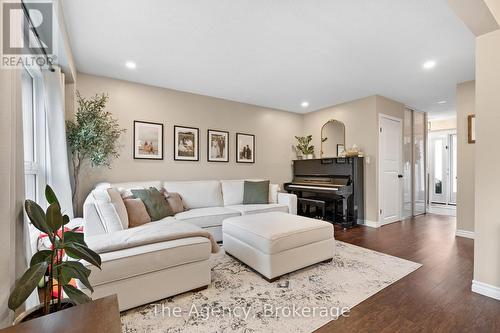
[278, 192, 297, 215]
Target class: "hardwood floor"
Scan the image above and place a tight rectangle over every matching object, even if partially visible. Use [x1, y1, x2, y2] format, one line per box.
[316, 214, 500, 333]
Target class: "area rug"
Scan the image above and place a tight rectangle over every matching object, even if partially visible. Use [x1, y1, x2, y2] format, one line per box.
[121, 241, 421, 333]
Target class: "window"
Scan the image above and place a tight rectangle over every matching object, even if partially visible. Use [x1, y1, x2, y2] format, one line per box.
[21, 67, 46, 205]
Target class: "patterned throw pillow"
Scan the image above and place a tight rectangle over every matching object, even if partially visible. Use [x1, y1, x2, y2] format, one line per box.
[163, 191, 186, 214]
[131, 187, 174, 221]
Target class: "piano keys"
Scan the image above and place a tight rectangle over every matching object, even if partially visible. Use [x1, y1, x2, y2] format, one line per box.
[284, 157, 364, 228]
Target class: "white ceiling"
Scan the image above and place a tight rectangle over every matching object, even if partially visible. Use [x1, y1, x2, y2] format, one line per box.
[62, 0, 475, 116]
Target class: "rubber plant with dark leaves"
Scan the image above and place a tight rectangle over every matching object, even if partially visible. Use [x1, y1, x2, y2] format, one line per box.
[8, 185, 101, 317]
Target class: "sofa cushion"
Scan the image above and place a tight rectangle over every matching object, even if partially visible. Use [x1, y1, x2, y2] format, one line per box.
[221, 180, 245, 206]
[107, 188, 129, 229]
[222, 212, 334, 254]
[91, 189, 124, 233]
[131, 188, 174, 221]
[164, 180, 223, 209]
[86, 236, 211, 286]
[243, 180, 270, 204]
[225, 203, 288, 215]
[100, 182, 164, 199]
[124, 198, 151, 228]
[269, 184, 280, 204]
[174, 207, 241, 228]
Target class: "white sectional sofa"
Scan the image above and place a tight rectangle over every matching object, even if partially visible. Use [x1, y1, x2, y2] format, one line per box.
[85, 180, 297, 242]
[82, 180, 297, 310]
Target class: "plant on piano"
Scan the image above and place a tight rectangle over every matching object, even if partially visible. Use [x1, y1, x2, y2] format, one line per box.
[8, 185, 102, 323]
[295, 135, 315, 155]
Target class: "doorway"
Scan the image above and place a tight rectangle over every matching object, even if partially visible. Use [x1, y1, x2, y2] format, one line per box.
[428, 130, 457, 212]
[379, 114, 403, 225]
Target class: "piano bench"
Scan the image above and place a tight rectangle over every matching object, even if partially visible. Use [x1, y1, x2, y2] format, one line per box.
[298, 197, 330, 220]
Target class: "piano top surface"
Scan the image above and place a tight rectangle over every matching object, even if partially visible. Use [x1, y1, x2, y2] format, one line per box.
[288, 181, 348, 187]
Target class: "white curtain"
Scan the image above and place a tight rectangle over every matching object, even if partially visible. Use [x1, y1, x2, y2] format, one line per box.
[43, 66, 74, 218]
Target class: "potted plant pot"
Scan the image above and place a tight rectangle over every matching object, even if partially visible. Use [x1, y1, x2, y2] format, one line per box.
[13, 299, 76, 325]
[306, 154, 314, 159]
[8, 185, 102, 327]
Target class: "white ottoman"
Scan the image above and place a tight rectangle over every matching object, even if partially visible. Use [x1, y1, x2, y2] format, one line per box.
[222, 211, 335, 282]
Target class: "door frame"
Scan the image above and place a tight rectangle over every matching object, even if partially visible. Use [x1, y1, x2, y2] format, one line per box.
[378, 113, 403, 226]
[428, 129, 457, 206]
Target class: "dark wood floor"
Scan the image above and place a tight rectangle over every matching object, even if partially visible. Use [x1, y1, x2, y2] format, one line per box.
[316, 214, 500, 333]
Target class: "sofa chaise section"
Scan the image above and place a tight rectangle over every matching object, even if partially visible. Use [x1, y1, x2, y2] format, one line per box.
[81, 235, 212, 311]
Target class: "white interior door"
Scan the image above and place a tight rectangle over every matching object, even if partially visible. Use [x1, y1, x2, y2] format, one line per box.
[429, 132, 448, 204]
[449, 133, 457, 204]
[379, 115, 403, 225]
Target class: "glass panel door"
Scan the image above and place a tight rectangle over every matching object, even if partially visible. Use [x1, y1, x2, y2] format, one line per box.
[413, 111, 426, 215]
[402, 109, 413, 218]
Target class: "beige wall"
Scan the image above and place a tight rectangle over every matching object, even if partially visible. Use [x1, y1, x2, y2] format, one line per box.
[74, 73, 303, 212]
[0, 69, 26, 327]
[74, 74, 409, 224]
[448, 0, 499, 35]
[302, 96, 377, 222]
[302, 95, 406, 223]
[484, 0, 500, 22]
[474, 29, 500, 290]
[456, 81, 475, 233]
[429, 117, 457, 131]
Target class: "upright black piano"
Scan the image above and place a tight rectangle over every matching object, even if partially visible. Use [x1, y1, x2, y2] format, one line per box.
[284, 157, 364, 228]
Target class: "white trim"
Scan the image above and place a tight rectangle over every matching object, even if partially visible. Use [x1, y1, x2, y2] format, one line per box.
[378, 113, 403, 225]
[428, 204, 456, 216]
[358, 219, 380, 228]
[428, 128, 457, 134]
[379, 219, 402, 227]
[358, 219, 405, 228]
[472, 280, 500, 300]
[456, 229, 474, 239]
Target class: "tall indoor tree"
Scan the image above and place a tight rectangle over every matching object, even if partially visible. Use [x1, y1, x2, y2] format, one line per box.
[66, 92, 125, 208]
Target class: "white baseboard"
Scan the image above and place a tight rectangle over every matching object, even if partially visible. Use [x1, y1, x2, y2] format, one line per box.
[472, 280, 500, 300]
[456, 229, 475, 239]
[358, 219, 380, 228]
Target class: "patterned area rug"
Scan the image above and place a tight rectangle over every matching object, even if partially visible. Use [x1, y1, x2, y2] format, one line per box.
[121, 241, 421, 333]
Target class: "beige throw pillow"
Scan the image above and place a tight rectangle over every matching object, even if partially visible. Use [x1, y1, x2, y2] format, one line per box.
[107, 188, 129, 229]
[164, 192, 185, 214]
[123, 198, 151, 228]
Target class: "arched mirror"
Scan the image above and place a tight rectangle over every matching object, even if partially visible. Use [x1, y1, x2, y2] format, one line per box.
[321, 119, 346, 158]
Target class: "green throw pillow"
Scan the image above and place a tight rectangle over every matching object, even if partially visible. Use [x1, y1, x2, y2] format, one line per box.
[243, 180, 270, 204]
[131, 187, 173, 221]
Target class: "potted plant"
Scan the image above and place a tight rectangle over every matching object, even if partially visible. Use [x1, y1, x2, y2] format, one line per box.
[8, 185, 101, 324]
[295, 135, 315, 159]
[66, 92, 125, 210]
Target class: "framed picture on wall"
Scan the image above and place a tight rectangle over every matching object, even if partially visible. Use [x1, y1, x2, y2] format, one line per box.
[337, 144, 345, 156]
[133, 121, 163, 160]
[174, 125, 199, 161]
[236, 133, 255, 163]
[468, 114, 476, 143]
[207, 129, 229, 162]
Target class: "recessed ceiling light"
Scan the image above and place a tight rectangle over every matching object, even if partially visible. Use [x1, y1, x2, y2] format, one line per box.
[437, 100, 447, 104]
[422, 60, 436, 70]
[301, 101, 309, 108]
[125, 61, 136, 69]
